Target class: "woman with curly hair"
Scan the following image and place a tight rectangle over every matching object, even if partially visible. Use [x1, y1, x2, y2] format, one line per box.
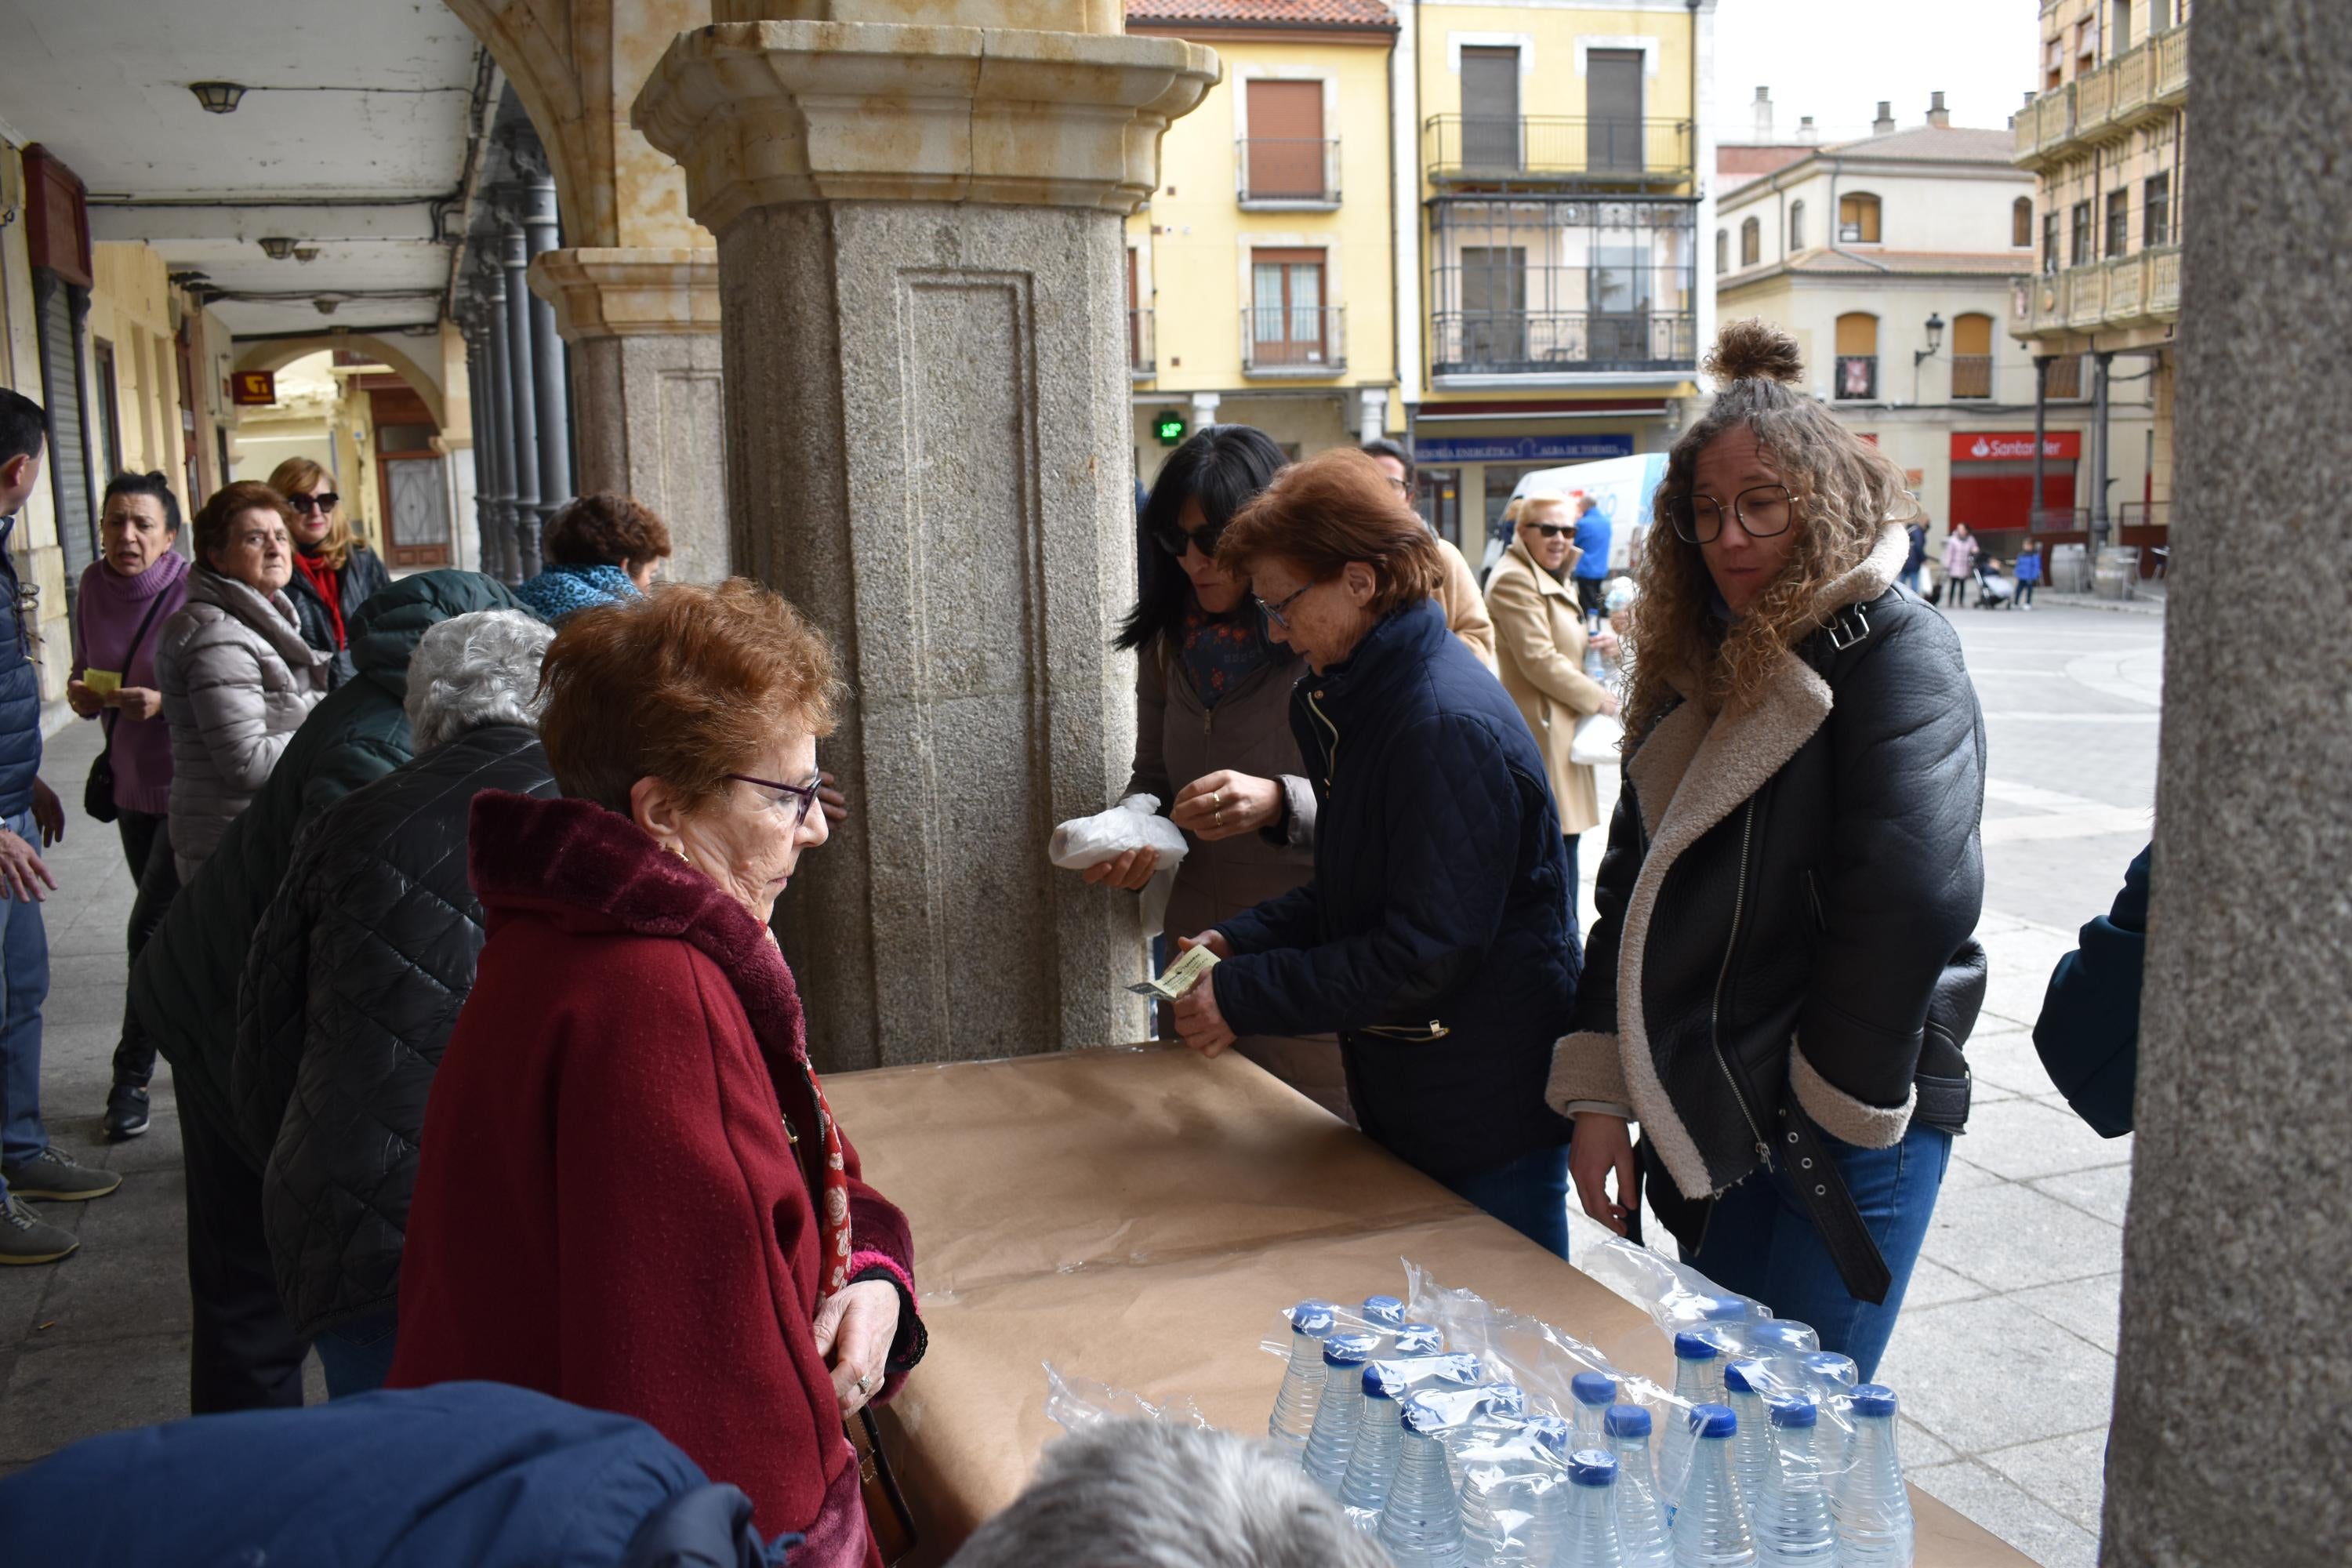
[1546, 321, 1986, 1377]
[512, 492, 674, 625]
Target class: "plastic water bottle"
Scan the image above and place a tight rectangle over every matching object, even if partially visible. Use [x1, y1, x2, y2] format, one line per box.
[1799, 1353, 1858, 1477]
[1381, 1393, 1470, 1566]
[1365, 1294, 1408, 1348]
[1303, 1331, 1380, 1492]
[1269, 1300, 1337, 1452]
[1754, 1397, 1837, 1568]
[1799, 1353, 1857, 1399]
[1605, 1404, 1672, 1568]
[1398, 1323, 1446, 1356]
[1661, 1330, 1721, 1515]
[1722, 1361, 1771, 1509]
[1439, 1385, 1529, 1488]
[1340, 1361, 1414, 1528]
[1739, 1320, 1817, 1358]
[1833, 1386, 1912, 1568]
[1671, 1404, 1755, 1568]
[1457, 1413, 1565, 1568]
[1556, 1450, 1625, 1568]
[1571, 1370, 1618, 1443]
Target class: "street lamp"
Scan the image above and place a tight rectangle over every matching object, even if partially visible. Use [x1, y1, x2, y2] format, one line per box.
[259, 236, 297, 260]
[1914, 312, 1946, 367]
[189, 82, 248, 114]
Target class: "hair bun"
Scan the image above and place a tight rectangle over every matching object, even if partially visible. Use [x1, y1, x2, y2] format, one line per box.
[1704, 319, 1805, 386]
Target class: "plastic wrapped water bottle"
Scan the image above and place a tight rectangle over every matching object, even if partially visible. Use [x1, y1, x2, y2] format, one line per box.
[1799, 1352, 1858, 1475]
[1697, 1329, 1742, 1402]
[1799, 1352, 1857, 1399]
[1556, 1449, 1625, 1568]
[1436, 1385, 1529, 1487]
[1833, 1385, 1913, 1568]
[1269, 1300, 1337, 1452]
[1661, 1330, 1721, 1515]
[1754, 1396, 1836, 1568]
[1398, 1323, 1446, 1356]
[1572, 1370, 1618, 1443]
[1738, 1320, 1817, 1358]
[1365, 1294, 1408, 1348]
[1722, 1361, 1771, 1508]
[1303, 1331, 1381, 1492]
[1380, 1393, 1469, 1567]
[1341, 1357, 1480, 1529]
[1605, 1404, 1672, 1568]
[1671, 1404, 1755, 1568]
[1457, 1412, 1566, 1568]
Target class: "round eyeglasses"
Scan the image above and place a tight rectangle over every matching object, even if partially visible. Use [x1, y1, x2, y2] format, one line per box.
[1664, 484, 1795, 545]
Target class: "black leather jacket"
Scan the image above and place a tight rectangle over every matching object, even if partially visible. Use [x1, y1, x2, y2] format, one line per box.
[1550, 536, 1986, 1222]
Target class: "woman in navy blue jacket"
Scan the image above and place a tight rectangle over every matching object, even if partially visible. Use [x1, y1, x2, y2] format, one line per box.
[1169, 448, 1581, 1255]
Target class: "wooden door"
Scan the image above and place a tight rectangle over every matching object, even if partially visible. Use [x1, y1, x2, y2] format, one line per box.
[377, 453, 452, 568]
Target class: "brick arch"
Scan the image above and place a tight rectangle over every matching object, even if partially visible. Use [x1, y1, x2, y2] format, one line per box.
[234, 335, 449, 432]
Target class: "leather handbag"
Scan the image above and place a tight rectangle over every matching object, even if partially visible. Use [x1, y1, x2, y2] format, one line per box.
[82, 590, 172, 826]
[848, 1407, 917, 1565]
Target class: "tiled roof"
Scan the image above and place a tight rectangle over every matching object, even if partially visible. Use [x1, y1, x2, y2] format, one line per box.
[1127, 0, 1397, 30]
[1821, 125, 2022, 163]
[1721, 249, 2034, 287]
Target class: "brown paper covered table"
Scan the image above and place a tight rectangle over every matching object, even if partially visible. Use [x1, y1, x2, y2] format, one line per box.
[826, 1045, 2027, 1567]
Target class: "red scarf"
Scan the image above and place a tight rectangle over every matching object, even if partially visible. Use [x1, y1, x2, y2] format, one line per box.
[291, 550, 346, 649]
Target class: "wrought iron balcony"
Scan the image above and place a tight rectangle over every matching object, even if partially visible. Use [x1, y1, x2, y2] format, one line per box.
[1834, 354, 1878, 401]
[1429, 310, 1695, 378]
[1241, 304, 1345, 376]
[1236, 138, 1340, 208]
[1424, 114, 1693, 190]
[1951, 354, 1994, 400]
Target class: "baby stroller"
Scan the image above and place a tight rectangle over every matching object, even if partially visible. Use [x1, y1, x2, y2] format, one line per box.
[1974, 559, 2017, 609]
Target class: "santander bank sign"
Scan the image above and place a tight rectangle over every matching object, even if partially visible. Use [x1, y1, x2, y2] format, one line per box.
[1951, 430, 2082, 462]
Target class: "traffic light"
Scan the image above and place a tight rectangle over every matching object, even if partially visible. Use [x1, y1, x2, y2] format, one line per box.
[1153, 409, 1185, 445]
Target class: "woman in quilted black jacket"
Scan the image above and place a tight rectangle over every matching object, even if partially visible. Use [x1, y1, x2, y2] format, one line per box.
[1547, 321, 1987, 1379]
[231, 610, 557, 1396]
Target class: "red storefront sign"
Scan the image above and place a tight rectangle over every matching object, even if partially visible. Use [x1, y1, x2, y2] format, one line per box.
[1951, 430, 2082, 463]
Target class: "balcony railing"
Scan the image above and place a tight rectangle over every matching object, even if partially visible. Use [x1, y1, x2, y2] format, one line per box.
[2015, 23, 2187, 168]
[1242, 304, 1345, 376]
[1429, 310, 1696, 377]
[2154, 24, 2190, 103]
[1236, 138, 1340, 207]
[2013, 245, 2182, 343]
[1951, 354, 1994, 400]
[1423, 115, 1693, 188]
[1128, 307, 1154, 377]
[1834, 354, 1878, 401]
[2148, 245, 2182, 315]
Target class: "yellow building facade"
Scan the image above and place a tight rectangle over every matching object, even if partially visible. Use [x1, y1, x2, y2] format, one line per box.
[1125, 2, 1402, 483]
[2010, 0, 2189, 569]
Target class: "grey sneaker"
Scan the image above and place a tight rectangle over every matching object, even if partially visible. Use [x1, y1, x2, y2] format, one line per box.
[2, 1148, 123, 1202]
[0, 1193, 77, 1265]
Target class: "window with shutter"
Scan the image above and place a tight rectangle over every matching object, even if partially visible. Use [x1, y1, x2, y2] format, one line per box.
[1243, 80, 1327, 201]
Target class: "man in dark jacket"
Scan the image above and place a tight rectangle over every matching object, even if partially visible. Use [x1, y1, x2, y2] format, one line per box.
[129, 569, 526, 1410]
[0, 389, 120, 1269]
[234, 610, 558, 1395]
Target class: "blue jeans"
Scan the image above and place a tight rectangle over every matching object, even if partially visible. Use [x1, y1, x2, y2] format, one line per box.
[1446, 1142, 1573, 1261]
[314, 1309, 401, 1399]
[0, 808, 52, 1199]
[1682, 1120, 1951, 1382]
[1898, 565, 1922, 596]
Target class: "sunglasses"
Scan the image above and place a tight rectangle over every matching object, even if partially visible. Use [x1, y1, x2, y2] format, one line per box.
[727, 771, 826, 833]
[1523, 522, 1573, 539]
[1151, 517, 1225, 561]
[285, 492, 340, 514]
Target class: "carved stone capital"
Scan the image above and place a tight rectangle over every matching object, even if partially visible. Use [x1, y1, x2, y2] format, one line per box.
[631, 20, 1218, 236]
[527, 247, 722, 343]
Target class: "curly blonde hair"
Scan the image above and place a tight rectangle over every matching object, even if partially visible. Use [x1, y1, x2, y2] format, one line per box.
[1624, 321, 1922, 738]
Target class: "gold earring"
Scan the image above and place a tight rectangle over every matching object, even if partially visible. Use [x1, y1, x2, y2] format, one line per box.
[669, 843, 690, 863]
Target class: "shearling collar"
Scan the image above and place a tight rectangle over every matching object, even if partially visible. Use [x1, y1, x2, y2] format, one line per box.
[1502, 538, 1582, 597]
[467, 789, 812, 1069]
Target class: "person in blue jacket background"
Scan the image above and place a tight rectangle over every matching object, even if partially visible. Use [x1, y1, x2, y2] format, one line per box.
[1570, 495, 1613, 617]
[1167, 448, 1580, 1258]
[2033, 843, 2149, 1138]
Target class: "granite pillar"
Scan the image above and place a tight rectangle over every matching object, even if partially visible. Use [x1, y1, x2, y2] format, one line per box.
[518, 162, 575, 524]
[530, 246, 729, 583]
[2102, 5, 2352, 1565]
[500, 221, 545, 579]
[477, 256, 523, 584]
[633, 11, 1217, 1072]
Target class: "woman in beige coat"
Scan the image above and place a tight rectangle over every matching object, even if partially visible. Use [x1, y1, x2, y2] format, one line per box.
[157, 481, 329, 880]
[1483, 491, 1620, 936]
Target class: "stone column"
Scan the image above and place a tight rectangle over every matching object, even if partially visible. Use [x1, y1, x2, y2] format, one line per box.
[1190, 390, 1221, 431]
[2102, 5, 2352, 1566]
[477, 254, 523, 583]
[529, 247, 730, 583]
[517, 155, 575, 521]
[500, 219, 545, 579]
[634, 11, 1217, 1072]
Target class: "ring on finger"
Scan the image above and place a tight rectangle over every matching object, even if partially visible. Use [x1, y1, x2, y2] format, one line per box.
[1214, 809, 1223, 827]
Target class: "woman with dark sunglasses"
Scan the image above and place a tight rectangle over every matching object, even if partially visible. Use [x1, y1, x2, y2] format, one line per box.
[267, 457, 390, 689]
[1084, 426, 1347, 1117]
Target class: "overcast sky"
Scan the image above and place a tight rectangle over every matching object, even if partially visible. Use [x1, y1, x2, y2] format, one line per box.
[1712, 0, 2044, 145]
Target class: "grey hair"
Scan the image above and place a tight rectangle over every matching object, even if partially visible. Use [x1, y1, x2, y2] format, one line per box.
[403, 609, 555, 753]
[943, 1421, 1388, 1568]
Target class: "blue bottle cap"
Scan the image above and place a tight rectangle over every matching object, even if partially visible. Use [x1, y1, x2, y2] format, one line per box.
[1689, 1403, 1737, 1440]
[1769, 1396, 1819, 1429]
[1696, 1295, 1749, 1321]
[1744, 1320, 1813, 1352]
[1850, 1384, 1898, 1418]
[1362, 1294, 1406, 1327]
[1603, 1403, 1652, 1439]
[1572, 1370, 1617, 1409]
[1699, 1326, 1743, 1357]
[1483, 1384, 1529, 1418]
[1290, 1300, 1336, 1338]
[1399, 1392, 1454, 1437]
[1526, 1414, 1573, 1457]
[1673, 1330, 1721, 1361]
[1722, 1359, 1768, 1396]
[1324, 1332, 1379, 1368]
[1802, 1352, 1858, 1387]
[1569, 1449, 1620, 1487]
[1395, 1323, 1444, 1355]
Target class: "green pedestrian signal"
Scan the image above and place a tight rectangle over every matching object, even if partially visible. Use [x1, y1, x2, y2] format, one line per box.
[1154, 410, 1185, 445]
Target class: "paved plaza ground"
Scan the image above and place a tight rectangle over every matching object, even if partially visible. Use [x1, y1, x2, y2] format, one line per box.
[0, 597, 2162, 1565]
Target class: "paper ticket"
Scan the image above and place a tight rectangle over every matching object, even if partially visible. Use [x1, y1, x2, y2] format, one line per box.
[82, 668, 122, 697]
[1127, 942, 1220, 1002]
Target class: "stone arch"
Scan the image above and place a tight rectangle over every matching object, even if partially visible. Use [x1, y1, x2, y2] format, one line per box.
[437, 0, 623, 249]
[235, 334, 451, 432]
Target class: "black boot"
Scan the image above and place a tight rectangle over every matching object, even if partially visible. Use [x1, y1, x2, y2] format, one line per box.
[103, 1082, 151, 1140]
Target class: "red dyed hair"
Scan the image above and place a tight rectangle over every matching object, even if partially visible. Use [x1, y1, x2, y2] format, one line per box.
[1214, 448, 1443, 616]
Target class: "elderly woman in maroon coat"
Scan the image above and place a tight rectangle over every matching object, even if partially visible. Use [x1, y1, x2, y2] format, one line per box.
[389, 579, 923, 1563]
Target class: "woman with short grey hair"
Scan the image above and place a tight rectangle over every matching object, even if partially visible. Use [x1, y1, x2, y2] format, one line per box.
[231, 608, 559, 1398]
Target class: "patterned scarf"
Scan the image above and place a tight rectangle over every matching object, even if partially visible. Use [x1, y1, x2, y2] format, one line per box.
[1175, 600, 1273, 709]
[764, 926, 855, 1294]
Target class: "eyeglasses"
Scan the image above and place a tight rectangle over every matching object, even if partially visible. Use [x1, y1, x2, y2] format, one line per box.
[1151, 517, 1224, 561]
[285, 492, 339, 514]
[1254, 581, 1313, 631]
[1381, 475, 1411, 495]
[1664, 484, 1795, 545]
[727, 771, 824, 831]
[1523, 522, 1573, 540]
